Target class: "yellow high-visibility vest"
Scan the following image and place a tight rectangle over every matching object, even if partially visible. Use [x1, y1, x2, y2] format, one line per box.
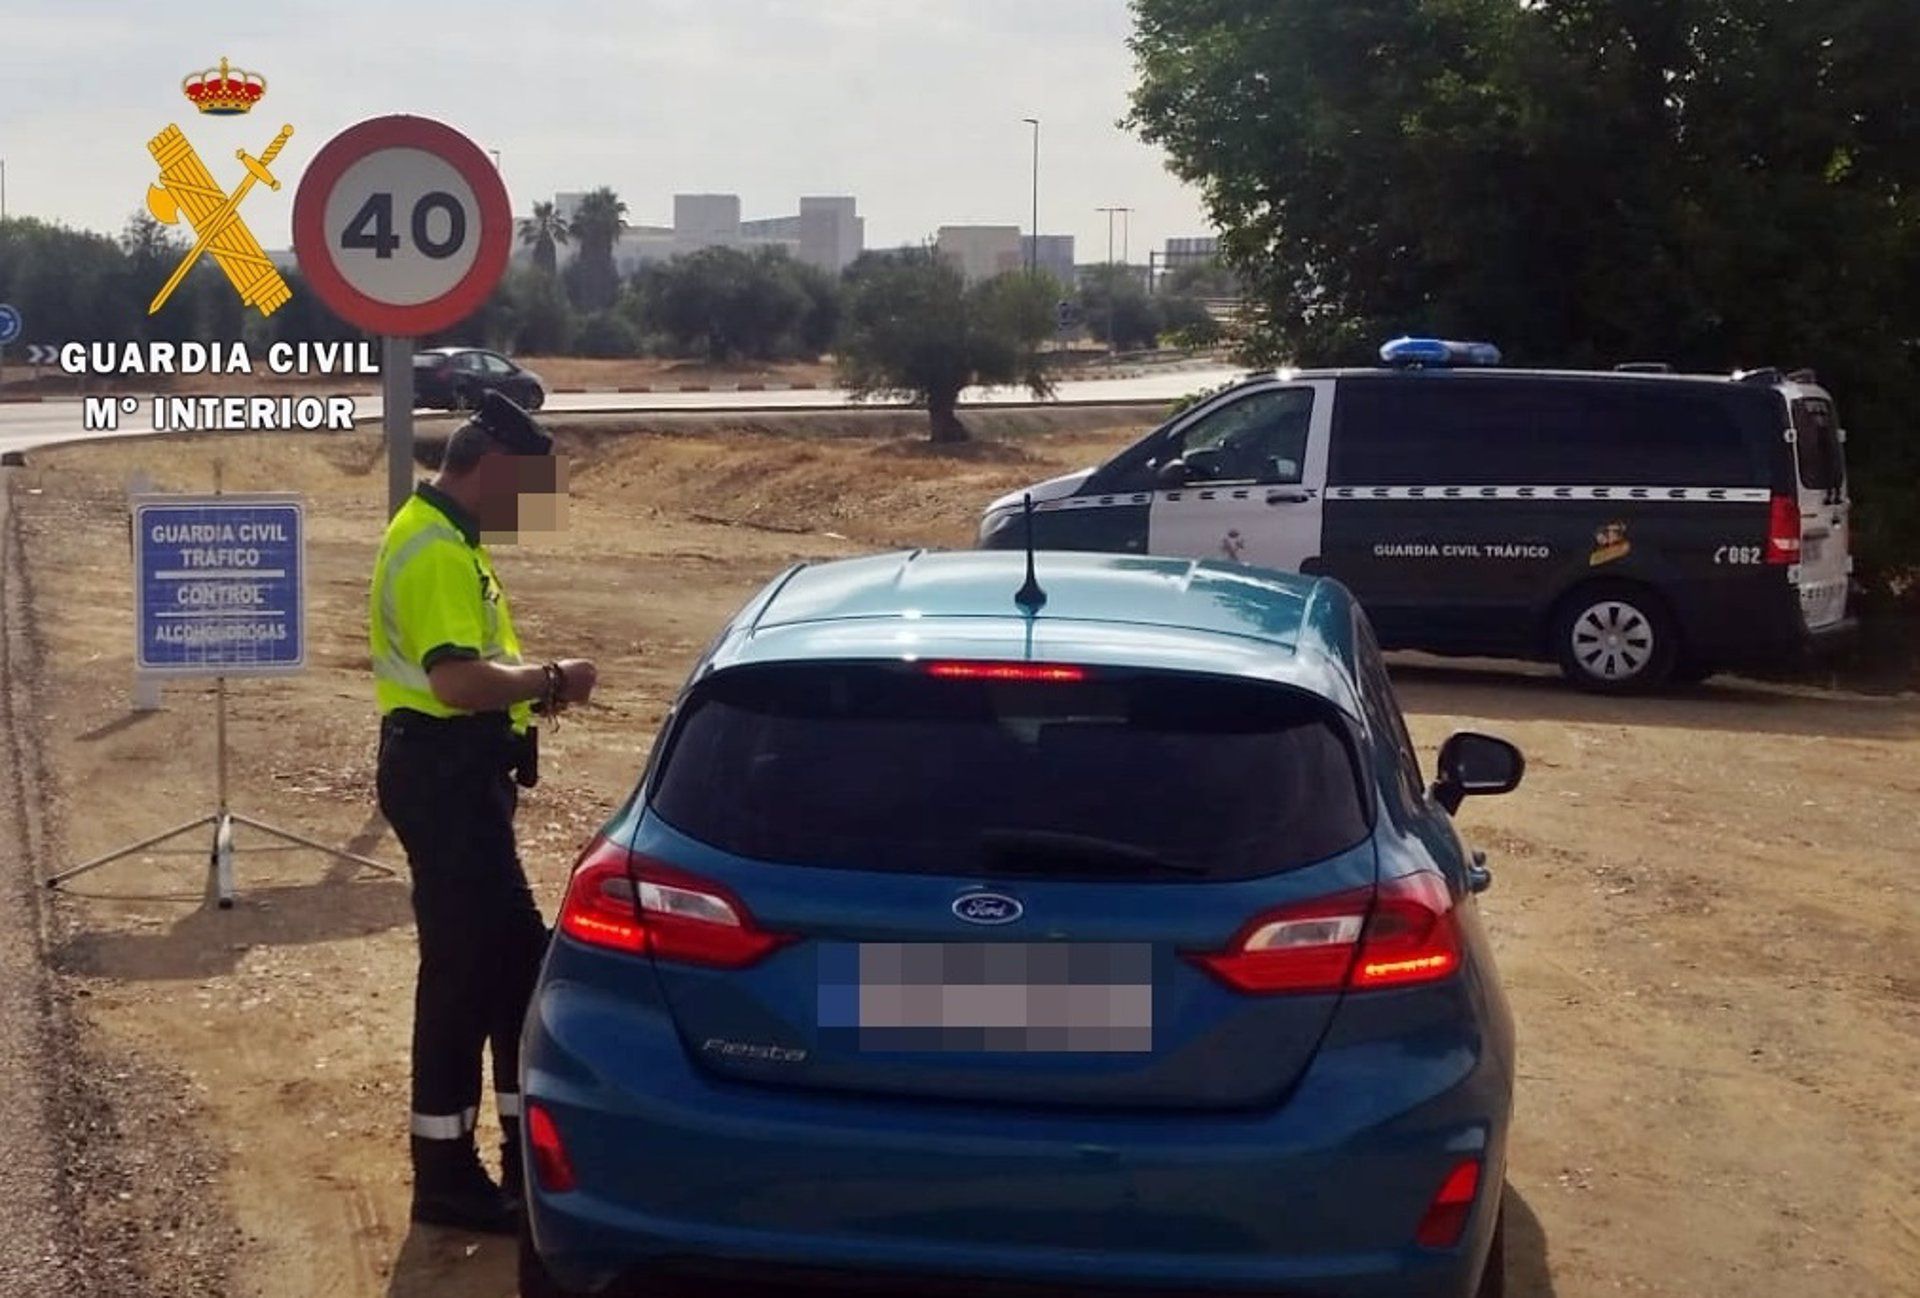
[368, 484, 529, 733]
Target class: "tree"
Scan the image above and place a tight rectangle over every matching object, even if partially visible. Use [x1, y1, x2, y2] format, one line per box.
[635, 246, 826, 362]
[519, 201, 570, 277]
[836, 250, 1055, 443]
[565, 188, 627, 312]
[1127, 0, 1920, 581]
[574, 310, 643, 358]
[1163, 260, 1240, 301]
[1157, 294, 1223, 349]
[510, 269, 574, 354]
[1078, 264, 1162, 351]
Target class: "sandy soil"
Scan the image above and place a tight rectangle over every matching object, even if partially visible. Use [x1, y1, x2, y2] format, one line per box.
[8, 417, 1918, 1298]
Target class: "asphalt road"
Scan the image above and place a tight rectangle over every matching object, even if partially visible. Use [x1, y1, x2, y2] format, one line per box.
[0, 365, 1249, 458]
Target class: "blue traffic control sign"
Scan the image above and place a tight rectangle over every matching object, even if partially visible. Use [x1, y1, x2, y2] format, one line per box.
[0, 303, 21, 345]
[134, 495, 305, 676]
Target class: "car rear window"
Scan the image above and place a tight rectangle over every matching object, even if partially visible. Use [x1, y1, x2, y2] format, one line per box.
[649, 663, 1370, 882]
[1791, 398, 1846, 492]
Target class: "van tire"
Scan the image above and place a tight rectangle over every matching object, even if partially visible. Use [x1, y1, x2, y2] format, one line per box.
[1551, 583, 1679, 693]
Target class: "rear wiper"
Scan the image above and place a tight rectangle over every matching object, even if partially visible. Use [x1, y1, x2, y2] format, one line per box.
[977, 829, 1209, 877]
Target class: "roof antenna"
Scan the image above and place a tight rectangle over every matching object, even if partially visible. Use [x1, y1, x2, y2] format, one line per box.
[1014, 494, 1047, 614]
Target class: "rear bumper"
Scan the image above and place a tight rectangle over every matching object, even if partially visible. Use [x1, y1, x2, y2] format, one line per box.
[521, 972, 1510, 1298]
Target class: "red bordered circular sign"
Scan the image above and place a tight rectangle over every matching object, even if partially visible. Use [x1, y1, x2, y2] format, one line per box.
[292, 115, 511, 337]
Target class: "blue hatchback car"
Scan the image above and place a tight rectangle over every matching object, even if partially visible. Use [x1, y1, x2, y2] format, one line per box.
[518, 549, 1523, 1298]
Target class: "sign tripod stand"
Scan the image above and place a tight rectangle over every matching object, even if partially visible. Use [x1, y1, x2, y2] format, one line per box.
[45, 463, 394, 907]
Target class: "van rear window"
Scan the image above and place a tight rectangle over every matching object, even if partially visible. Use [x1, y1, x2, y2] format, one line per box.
[650, 663, 1370, 882]
[1331, 377, 1770, 487]
[1791, 399, 1846, 492]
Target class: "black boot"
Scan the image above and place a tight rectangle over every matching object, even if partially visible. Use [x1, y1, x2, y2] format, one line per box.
[410, 1136, 517, 1235]
[500, 1115, 525, 1202]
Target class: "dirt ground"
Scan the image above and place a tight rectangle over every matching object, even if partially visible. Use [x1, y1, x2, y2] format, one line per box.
[7, 415, 1918, 1298]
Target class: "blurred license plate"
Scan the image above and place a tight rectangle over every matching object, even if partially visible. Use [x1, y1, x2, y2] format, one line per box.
[818, 942, 1154, 1053]
[1802, 536, 1825, 563]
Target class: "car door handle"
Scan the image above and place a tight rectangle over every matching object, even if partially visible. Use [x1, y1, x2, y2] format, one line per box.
[1265, 489, 1311, 505]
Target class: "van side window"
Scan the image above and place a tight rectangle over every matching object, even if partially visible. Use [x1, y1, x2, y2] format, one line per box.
[1331, 378, 1763, 486]
[1790, 398, 1846, 492]
[1352, 614, 1425, 811]
[1169, 388, 1314, 485]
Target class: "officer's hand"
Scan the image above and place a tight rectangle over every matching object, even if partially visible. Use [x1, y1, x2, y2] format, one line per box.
[557, 658, 598, 704]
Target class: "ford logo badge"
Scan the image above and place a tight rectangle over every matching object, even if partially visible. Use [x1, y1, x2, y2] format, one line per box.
[953, 892, 1024, 926]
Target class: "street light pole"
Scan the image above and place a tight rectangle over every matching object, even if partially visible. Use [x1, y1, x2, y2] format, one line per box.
[1098, 206, 1126, 354]
[1022, 118, 1040, 277]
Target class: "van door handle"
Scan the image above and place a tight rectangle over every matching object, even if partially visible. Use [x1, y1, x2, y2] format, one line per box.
[1266, 488, 1311, 505]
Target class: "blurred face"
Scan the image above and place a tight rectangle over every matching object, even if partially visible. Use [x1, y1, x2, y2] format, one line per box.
[470, 450, 569, 541]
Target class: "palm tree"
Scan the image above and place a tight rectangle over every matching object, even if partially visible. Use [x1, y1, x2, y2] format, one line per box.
[518, 201, 570, 277]
[566, 187, 628, 311]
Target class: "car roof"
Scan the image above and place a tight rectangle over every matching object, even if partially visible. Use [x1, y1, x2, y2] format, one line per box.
[703, 550, 1363, 716]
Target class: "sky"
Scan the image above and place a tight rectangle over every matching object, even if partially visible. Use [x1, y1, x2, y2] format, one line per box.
[0, 0, 1213, 264]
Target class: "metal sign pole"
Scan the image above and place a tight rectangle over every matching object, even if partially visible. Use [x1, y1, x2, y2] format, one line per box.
[383, 335, 414, 517]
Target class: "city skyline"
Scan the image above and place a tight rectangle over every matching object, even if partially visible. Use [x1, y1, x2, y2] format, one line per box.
[0, 0, 1214, 265]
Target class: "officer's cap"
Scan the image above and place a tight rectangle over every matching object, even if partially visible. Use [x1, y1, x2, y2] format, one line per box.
[469, 391, 554, 456]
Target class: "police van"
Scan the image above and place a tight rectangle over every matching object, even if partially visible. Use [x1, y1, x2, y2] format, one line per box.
[979, 339, 1853, 691]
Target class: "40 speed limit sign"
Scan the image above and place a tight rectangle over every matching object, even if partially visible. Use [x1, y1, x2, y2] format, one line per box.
[292, 116, 510, 336]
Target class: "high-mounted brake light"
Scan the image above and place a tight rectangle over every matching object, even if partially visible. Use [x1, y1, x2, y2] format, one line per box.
[924, 661, 1087, 683]
[1766, 495, 1802, 565]
[557, 836, 793, 968]
[1415, 1158, 1483, 1249]
[1189, 872, 1461, 995]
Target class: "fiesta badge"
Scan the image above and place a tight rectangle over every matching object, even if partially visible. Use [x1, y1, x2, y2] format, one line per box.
[952, 892, 1024, 926]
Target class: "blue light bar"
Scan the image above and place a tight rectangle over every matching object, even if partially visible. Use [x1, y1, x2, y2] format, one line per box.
[1380, 337, 1503, 368]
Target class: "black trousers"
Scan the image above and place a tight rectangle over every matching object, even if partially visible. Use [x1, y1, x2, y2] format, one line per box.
[376, 712, 548, 1150]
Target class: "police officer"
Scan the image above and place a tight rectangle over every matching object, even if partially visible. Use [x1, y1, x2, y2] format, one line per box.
[369, 392, 596, 1234]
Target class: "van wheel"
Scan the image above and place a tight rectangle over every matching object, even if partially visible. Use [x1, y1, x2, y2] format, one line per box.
[1552, 584, 1678, 693]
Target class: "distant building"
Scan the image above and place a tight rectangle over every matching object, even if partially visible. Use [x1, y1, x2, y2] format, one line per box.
[526, 192, 866, 276]
[936, 226, 1024, 284]
[1020, 235, 1077, 285]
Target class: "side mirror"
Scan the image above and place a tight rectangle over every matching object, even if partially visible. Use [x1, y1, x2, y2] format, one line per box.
[1431, 732, 1525, 815]
[1155, 458, 1191, 488]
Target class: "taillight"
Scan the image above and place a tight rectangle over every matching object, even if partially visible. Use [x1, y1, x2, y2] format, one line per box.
[557, 838, 646, 953]
[1349, 870, 1462, 989]
[924, 661, 1088, 683]
[1766, 494, 1801, 565]
[525, 1103, 576, 1193]
[1190, 872, 1460, 995]
[1415, 1158, 1483, 1249]
[557, 836, 793, 968]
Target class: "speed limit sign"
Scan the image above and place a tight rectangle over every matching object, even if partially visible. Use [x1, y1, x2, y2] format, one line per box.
[292, 115, 511, 337]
